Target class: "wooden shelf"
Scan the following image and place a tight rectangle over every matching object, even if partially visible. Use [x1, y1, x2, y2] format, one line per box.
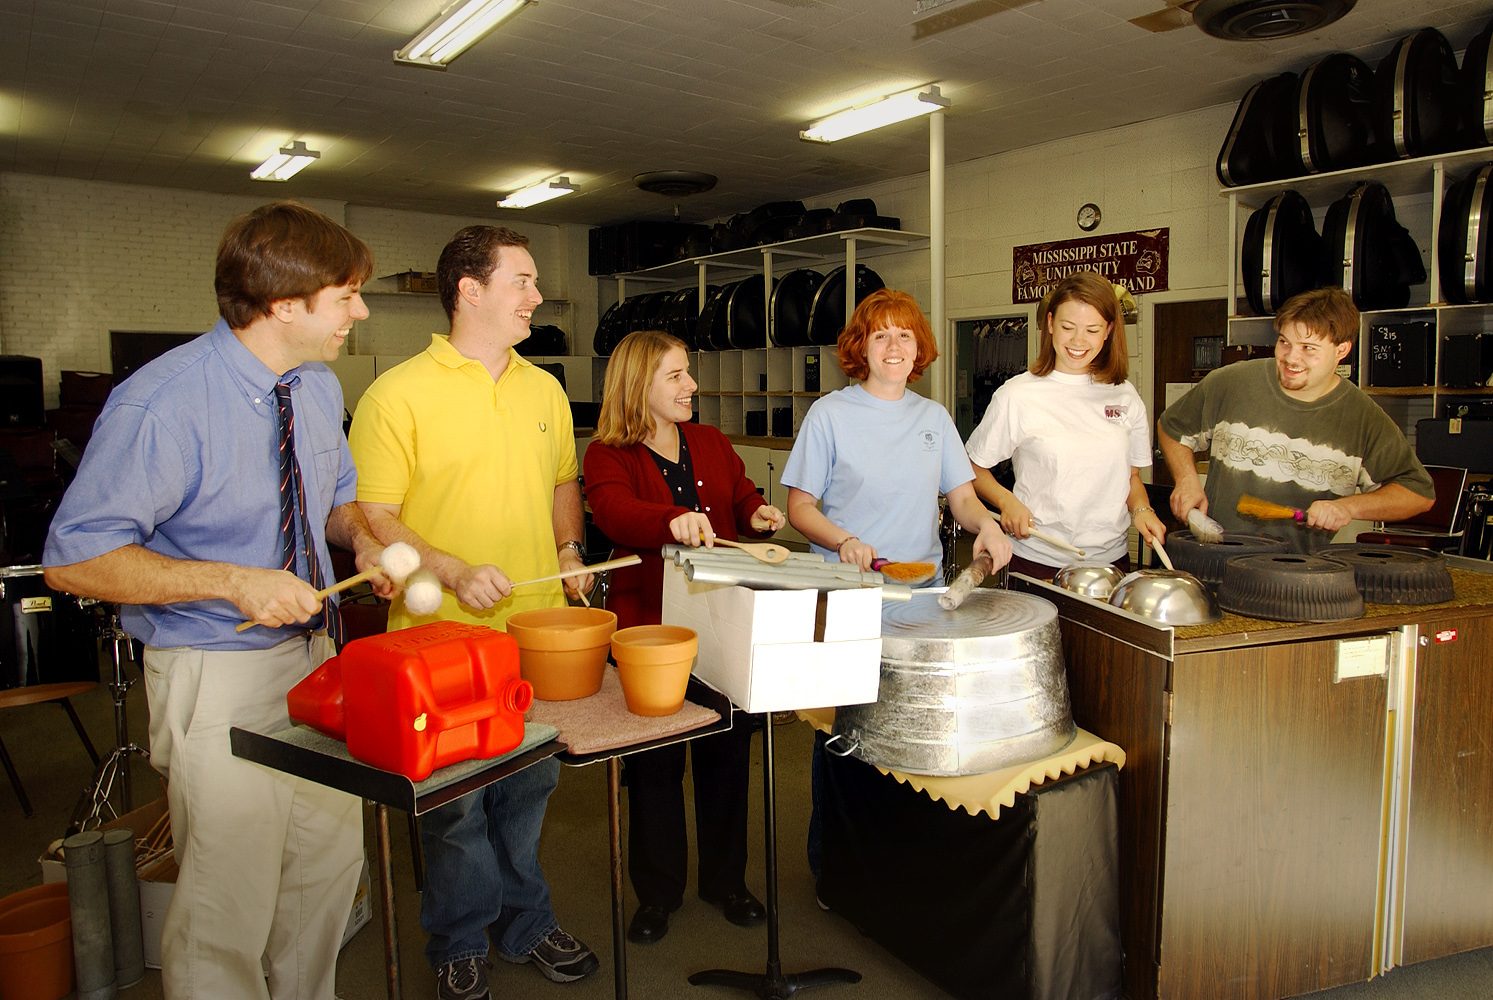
[607, 227, 928, 282]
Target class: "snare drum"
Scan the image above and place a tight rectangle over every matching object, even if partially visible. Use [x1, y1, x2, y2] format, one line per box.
[1, 565, 99, 690]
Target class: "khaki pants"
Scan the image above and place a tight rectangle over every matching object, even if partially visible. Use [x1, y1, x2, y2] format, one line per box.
[144, 634, 362, 1000]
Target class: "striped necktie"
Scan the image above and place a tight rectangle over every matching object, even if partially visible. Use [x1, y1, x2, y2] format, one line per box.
[275, 380, 343, 646]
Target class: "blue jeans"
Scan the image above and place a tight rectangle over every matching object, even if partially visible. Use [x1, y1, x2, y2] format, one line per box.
[418, 756, 561, 969]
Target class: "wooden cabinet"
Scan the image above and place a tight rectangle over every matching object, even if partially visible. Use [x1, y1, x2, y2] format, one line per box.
[1014, 564, 1493, 1000]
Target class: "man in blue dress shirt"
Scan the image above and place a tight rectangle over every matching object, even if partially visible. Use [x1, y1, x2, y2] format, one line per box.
[44, 202, 392, 1000]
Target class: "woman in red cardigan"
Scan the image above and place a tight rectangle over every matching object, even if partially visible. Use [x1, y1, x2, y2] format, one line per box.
[583, 329, 785, 946]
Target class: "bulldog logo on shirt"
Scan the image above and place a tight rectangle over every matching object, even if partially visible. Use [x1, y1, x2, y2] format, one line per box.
[1104, 404, 1127, 421]
[921, 430, 937, 451]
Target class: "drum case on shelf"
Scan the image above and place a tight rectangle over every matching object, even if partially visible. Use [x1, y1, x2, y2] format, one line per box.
[1416, 418, 1493, 474]
[1217, 73, 1299, 187]
[1241, 190, 1321, 315]
[1368, 322, 1433, 387]
[1320, 181, 1425, 310]
[1440, 333, 1493, 388]
[1285, 53, 1381, 176]
[1373, 28, 1462, 160]
[1438, 164, 1493, 305]
[1461, 17, 1493, 148]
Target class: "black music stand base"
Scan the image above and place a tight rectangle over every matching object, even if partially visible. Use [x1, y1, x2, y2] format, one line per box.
[688, 716, 860, 999]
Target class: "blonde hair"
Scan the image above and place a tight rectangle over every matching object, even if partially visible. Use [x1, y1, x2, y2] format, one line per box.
[595, 330, 689, 446]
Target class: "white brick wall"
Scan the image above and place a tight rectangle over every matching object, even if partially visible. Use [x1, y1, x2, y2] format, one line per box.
[0, 174, 592, 407]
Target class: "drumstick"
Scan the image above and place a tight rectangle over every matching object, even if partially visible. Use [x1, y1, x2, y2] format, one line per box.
[509, 555, 642, 589]
[1028, 528, 1086, 557]
[236, 541, 421, 632]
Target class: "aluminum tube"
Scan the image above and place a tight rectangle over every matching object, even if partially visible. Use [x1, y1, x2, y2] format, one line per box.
[684, 562, 912, 601]
[675, 550, 872, 582]
[102, 828, 144, 988]
[64, 830, 118, 1000]
[662, 544, 828, 568]
[681, 558, 884, 588]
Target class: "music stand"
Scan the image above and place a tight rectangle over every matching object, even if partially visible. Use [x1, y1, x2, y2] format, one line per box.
[71, 604, 151, 831]
[687, 714, 860, 998]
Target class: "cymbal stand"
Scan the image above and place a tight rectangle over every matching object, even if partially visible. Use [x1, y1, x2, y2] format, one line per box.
[688, 714, 860, 998]
[71, 605, 151, 833]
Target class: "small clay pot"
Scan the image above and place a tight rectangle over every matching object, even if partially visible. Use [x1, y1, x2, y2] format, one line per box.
[611, 625, 699, 717]
[0, 881, 73, 1000]
[506, 607, 618, 701]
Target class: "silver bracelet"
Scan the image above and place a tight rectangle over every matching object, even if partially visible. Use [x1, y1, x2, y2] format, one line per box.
[1131, 506, 1153, 519]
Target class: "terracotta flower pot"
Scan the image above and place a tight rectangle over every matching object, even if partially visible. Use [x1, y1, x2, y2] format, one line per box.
[611, 625, 698, 716]
[0, 881, 73, 1000]
[506, 607, 618, 700]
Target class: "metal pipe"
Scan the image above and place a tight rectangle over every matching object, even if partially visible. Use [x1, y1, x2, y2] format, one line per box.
[607, 757, 628, 999]
[102, 828, 144, 988]
[683, 562, 911, 601]
[682, 559, 882, 588]
[662, 544, 827, 568]
[673, 550, 872, 582]
[64, 830, 117, 1000]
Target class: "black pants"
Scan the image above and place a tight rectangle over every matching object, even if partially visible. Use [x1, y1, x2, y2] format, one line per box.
[626, 711, 753, 907]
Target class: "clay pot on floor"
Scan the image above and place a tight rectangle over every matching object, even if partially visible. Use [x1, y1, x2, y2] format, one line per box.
[0, 881, 73, 1000]
[611, 625, 699, 716]
[506, 607, 618, 700]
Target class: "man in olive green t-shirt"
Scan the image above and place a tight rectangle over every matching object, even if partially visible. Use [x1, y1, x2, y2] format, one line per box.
[1158, 287, 1434, 552]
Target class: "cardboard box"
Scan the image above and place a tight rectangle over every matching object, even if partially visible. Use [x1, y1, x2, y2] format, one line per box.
[41, 796, 372, 970]
[661, 559, 882, 713]
[392, 270, 438, 294]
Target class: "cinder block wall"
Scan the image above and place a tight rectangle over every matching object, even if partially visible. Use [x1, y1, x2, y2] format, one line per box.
[0, 174, 593, 407]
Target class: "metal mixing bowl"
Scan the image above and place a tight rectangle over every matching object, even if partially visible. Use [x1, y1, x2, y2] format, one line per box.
[1052, 562, 1126, 600]
[1109, 569, 1224, 625]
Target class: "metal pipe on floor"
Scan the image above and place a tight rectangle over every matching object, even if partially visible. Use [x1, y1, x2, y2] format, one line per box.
[64, 830, 117, 1000]
[102, 828, 144, 988]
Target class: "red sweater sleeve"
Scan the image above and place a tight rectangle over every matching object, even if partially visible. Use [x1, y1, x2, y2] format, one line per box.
[583, 441, 690, 551]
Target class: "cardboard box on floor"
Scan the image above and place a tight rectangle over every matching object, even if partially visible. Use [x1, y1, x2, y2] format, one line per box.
[661, 559, 883, 713]
[40, 795, 371, 969]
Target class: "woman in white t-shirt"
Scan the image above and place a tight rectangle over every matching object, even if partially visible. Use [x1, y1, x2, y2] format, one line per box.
[966, 271, 1165, 579]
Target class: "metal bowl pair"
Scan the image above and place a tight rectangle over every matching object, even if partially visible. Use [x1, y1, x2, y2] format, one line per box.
[1108, 569, 1224, 626]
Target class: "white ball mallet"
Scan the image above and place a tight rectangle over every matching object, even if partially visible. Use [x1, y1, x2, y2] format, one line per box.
[237, 541, 422, 631]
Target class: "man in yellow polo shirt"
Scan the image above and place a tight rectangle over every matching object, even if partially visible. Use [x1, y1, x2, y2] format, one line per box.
[349, 225, 597, 999]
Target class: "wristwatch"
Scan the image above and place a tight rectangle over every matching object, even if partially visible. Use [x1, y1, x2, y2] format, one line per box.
[558, 540, 585, 560]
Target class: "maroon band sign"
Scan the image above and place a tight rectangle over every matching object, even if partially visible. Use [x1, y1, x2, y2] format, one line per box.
[1012, 229, 1169, 304]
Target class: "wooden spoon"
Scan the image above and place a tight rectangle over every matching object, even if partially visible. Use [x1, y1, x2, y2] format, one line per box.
[697, 535, 791, 564]
[1151, 540, 1175, 571]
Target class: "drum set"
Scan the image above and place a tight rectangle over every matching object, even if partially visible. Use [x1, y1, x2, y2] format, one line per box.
[0, 564, 150, 829]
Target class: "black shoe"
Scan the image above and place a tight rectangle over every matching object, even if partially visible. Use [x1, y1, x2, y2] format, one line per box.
[702, 889, 766, 928]
[627, 903, 678, 944]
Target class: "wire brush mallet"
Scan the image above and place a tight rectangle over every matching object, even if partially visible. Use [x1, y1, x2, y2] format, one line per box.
[236, 541, 421, 631]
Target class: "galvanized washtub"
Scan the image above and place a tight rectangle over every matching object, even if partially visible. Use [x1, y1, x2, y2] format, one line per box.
[828, 589, 1075, 776]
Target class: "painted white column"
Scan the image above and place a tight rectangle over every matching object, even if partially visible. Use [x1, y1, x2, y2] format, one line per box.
[929, 108, 947, 408]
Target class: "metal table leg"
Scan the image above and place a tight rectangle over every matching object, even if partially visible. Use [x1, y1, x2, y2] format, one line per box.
[608, 756, 628, 1000]
[375, 803, 402, 1000]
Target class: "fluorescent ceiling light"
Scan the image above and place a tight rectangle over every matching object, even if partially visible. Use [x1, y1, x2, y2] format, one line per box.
[497, 176, 575, 209]
[800, 85, 951, 143]
[250, 140, 320, 181]
[394, 0, 534, 68]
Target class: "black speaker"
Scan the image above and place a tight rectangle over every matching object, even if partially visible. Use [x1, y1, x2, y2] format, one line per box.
[0, 356, 44, 427]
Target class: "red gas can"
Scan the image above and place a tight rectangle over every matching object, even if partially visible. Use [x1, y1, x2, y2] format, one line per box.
[287, 622, 534, 781]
